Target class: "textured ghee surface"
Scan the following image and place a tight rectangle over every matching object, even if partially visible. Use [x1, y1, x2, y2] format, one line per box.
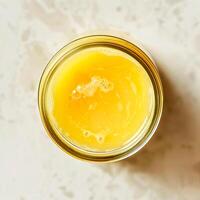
[46, 46, 155, 151]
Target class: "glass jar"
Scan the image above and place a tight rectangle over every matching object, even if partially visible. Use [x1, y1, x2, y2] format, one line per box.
[38, 34, 163, 162]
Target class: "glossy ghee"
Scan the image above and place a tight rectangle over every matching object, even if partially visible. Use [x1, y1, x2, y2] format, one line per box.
[38, 35, 163, 162]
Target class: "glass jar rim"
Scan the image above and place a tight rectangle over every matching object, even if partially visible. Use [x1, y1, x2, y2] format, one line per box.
[38, 34, 163, 162]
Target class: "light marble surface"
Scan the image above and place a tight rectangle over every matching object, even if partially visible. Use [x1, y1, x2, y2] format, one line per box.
[0, 0, 200, 199]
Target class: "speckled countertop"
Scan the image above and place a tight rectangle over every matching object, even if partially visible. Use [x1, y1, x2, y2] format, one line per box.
[0, 0, 200, 199]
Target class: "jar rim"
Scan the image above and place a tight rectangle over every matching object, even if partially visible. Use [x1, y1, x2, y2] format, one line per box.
[38, 34, 163, 162]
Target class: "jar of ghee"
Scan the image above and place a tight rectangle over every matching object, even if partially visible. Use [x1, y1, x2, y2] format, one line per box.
[38, 34, 163, 162]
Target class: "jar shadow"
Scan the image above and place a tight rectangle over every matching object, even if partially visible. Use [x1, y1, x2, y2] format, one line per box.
[114, 65, 200, 188]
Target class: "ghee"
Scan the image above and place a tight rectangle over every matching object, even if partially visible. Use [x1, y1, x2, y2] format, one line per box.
[38, 35, 163, 162]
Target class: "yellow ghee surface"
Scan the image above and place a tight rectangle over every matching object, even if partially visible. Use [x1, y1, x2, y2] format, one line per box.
[46, 46, 155, 151]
